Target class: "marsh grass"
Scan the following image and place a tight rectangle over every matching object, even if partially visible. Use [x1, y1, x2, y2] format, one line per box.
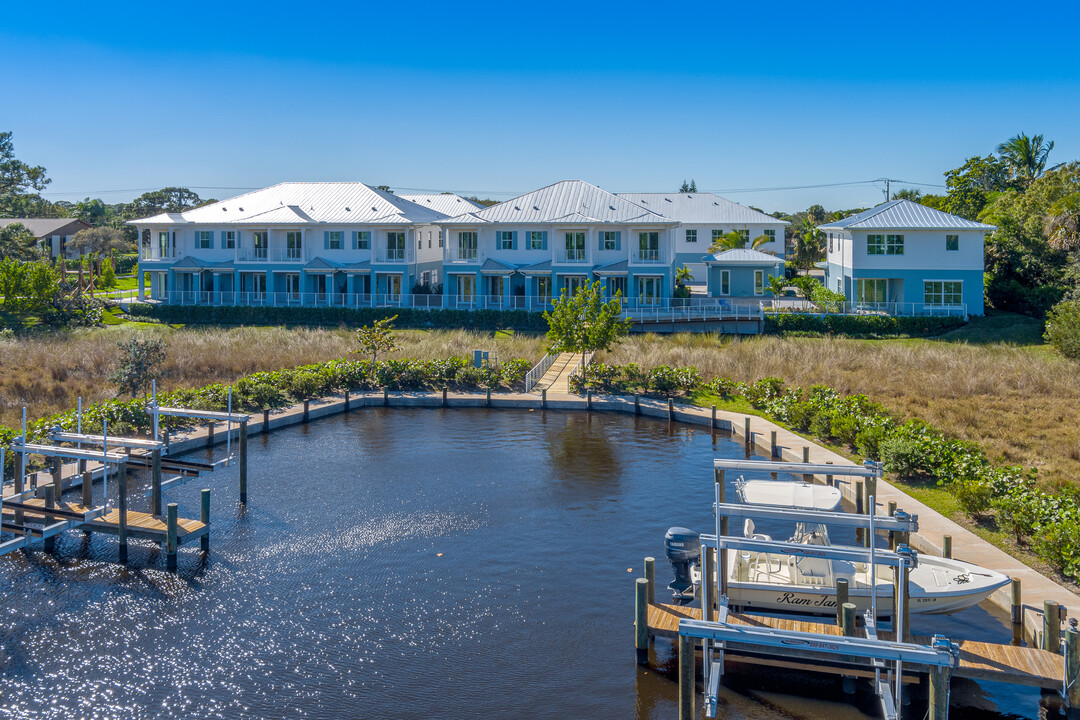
[602, 333, 1080, 487]
[0, 326, 546, 428]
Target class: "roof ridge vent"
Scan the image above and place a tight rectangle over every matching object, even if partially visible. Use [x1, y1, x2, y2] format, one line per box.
[345, 207, 351, 212]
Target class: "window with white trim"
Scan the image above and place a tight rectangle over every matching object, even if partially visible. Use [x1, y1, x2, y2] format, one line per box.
[763, 229, 776, 245]
[354, 231, 370, 250]
[327, 231, 343, 250]
[498, 231, 515, 250]
[946, 234, 959, 251]
[223, 231, 236, 249]
[924, 281, 962, 306]
[719, 269, 730, 295]
[754, 270, 765, 295]
[686, 229, 697, 243]
[197, 230, 213, 249]
[529, 231, 547, 250]
[857, 278, 886, 304]
[601, 231, 619, 250]
[711, 229, 723, 244]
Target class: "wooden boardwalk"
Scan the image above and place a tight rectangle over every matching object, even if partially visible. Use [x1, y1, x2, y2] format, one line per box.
[2, 497, 206, 544]
[646, 602, 1064, 689]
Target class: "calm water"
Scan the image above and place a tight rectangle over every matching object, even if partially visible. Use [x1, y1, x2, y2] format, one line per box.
[0, 409, 1043, 719]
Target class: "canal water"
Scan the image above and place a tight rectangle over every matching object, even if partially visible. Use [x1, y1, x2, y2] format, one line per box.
[0, 409, 1042, 719]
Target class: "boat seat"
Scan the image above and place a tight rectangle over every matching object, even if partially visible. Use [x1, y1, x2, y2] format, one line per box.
[743, 519, 779, 580]
[792, 556, 832, 586]
[743, 519, 772, 542]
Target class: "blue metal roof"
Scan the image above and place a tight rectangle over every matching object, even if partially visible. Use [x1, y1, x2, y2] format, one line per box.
[819, 200, 995, 231]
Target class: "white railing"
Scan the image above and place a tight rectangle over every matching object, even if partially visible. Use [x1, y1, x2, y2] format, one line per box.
[566, 351, 594, 393]
[556, 249, 588, 264]
[765, 297, 969, 319]
[524, 352, 558, 393]
[631, 250, 663, 263]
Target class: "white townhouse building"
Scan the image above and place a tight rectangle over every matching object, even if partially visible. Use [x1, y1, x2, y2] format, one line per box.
[820, 199, 995, 317]
[615, 193, 787, 285]
[436, 180, 679, 309]
[132, 183, 470, 306]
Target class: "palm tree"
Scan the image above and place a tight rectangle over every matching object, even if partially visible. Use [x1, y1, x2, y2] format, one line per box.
[708, 229, 770, 254]
[997, 132, 1055, 182]
[765, 275, 788, 310]
[792, 218, 825, 273]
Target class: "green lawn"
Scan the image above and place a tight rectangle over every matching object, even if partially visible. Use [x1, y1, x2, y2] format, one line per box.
[935, 311, 1045, 346]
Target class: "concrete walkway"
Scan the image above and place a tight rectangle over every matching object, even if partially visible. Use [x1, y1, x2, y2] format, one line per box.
[31, 386, 1075, 643]
[531, 352, 591, 393]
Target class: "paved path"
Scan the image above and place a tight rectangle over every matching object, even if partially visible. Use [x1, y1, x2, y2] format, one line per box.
[531, 352, 590, 393]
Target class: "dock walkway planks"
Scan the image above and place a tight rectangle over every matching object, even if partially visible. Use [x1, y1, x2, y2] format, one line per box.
[646, 602, 1064, 689]
[2, 497, 206, 544]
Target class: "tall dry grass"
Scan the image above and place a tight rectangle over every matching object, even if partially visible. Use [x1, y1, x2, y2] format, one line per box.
[601, 334, 1080, 487]
[0, 327, 546, 428]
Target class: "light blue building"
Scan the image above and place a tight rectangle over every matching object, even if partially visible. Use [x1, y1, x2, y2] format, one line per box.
[819, 200, 994, 317]
[702, 248, 785, 298]
[133, 183, 476, 306]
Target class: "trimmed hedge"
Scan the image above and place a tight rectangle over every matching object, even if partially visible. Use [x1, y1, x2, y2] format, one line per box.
[764, 313, 966, 337]
[125, 303, 550, 331]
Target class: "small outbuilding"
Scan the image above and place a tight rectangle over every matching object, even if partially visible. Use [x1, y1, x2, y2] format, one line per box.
[702, 248, 784, 298]
[0, 218, 92, 258]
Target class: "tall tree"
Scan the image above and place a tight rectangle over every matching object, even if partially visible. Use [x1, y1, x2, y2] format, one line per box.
[543, 280, 631, 388]
[109, 337, 168, 398]
[0, 222, 40, 260]
[69, 226, 135, 255]
[941, 155, 1015, 220]
[708, 229, 770, 253]
[679, 179, 698, 193]
[892, 188, 923, 201]
[122, 187, 214, 219]
[0, 131, 53, 217]
[997, 132, 1055, 183]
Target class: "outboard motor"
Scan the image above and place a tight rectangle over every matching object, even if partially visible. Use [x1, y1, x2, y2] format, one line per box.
[665, 526, 701, 606]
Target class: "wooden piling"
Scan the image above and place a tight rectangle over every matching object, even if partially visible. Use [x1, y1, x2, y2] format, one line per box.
[715, 468, 728, 599]
[678, 633, 695, 720]
[486, 387, 491, 407]
[344, 389, 350, 411]
[1066, 620, 1079, 712]
[200, 488, 210, 553]
[743, 416, 751, 446]
[942, 535, 952, 559]
[635, 577, 649, 663]
[855, 481, 864, 545]
[541, 388, 547, 409]
[1044, 600, 1061, 653]
[239, 420, 248, 504]
[383, 387, 389, 407]
[442, 387, 448, 408]
[644, 556, 655, 605]
[826, 460, 834, 487]
[711, 405, 717, 429]
[841, 602, 857, 694]
[43, 485, 56, 553]
[770, 430, 778, 458]
[50, 456, 63, 494]
[929, 661, 951, 720]
[118, 466, 129, 563]
[207, 421, 215, 447]
[865, 474, 877, 516]
[894, 568, 911, 642]
[151, 449, 162, 516]
[262, 408, 270, 430]
[887, 501, 898, 549]
[1010, 579, 1022, 625]
[634, 394, 640, 415]
[835, 578, 849, 625]
[668, 396, 674, 421]
[80, 469, 92, 509]
[166, 503, 178, 572]
[302, 400, 310, 422]
[703, 548, 716, 622]
[587, 390, 592, 411]
[802, 446, 811, 482]
[14, 452, 24, 525]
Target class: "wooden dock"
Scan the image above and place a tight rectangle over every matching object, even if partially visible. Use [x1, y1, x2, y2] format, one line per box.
[1, 496, 206, 544]
[646, 602, 1065, 689]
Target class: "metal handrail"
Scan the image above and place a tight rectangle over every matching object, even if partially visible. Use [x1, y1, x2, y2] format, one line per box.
[524, 352, 558, 393]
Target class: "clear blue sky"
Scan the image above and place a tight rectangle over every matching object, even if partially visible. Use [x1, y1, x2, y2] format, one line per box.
[4, 0, 1078, 213]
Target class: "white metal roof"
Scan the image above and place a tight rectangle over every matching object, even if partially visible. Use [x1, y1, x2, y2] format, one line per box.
[398, 193, 484, 216]
[819, 199, 996, 231]
[129, 182, 448, 226]
[703, 248, 784, 265]
[437, 180, 673, 225]
[616, 193, 789, 226]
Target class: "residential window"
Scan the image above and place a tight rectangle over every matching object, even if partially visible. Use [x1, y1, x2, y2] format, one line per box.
[867, 234, 884, 255]
[385, 274, 402, 301]
[754, 270, 765, 295]
[637, 232, 659, 261]
[719, 269, 730, 295]
[829, 236, 834, 253]
[763, 229, 776, 245]
[601, 231, 620, 251]
[458, 232, 477, 260]
[566, 275, 588, 295]
[737, 229, 750, 244]
[428, 231, 432, 249]
[253, 231, 267, 259]
[457, 275, 475, 302]
[608, 276, 627, 298]
[529, 231, 547, 250]
[536, 276, 551, 304]
[711, 229, 723, 245]
[197, 230, 213, 249]
[387, 232, 406, 260]
[438, 232, 444, 248]
[924, 281, 963, 306]
[565, 232, 586, 261]
[498, 231, 515, 250]
[886, 234, 904, 255]
[946, 234, 959, 251]
[686, 229, 697, 243]
[418, 238, 422, 250]
[287, 231, 302, 259]
[223, 231, 236, 249]
[326, 231, 343, 250]
[637, 276, 660, 305]
[354, 231, 370, 250]
[158, 231, 170, 257]
[856, 278, 887, 304]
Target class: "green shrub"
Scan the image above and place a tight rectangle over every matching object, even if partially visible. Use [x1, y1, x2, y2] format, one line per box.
[764, 313, 965, 337]
[500, 358, 530, 387]
[880, 435, 930, 480]
[954, 475, 995, 516]
[855, 424, 889, 460]
[1044, 300, 1080, 360]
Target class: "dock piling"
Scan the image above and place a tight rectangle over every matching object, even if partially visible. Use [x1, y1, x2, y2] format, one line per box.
[678, 633, 695, 720]
[1011, 579, 1023, 625]
[238, 420, 248, 504]
[743, 416, 750, 446]
[383, 387, 389, 407]
[668, 397, 674, 421]
[942, 535, 952, 559]
[118, 466, 128, 563]
[887, 501, 898, 549]
[344, 389, 350, 411]
[43, 485, 56, 553]
[644, 556, 655, 605]
[1044, 600, 1062, 653]
[541, 388, 547, 409]
[81, 470, 92, 535]
[200, 489, 210, 553]
[635, 577, 649, 663]
[302, 400, 310, 423]
[442, 387, 448, 408]
[703, 548, 716, 621]
[711, 405, 716, 429]
[151, 449, 162, 516]
[855, 481, 865, 545]
[587, 390, 592, 411]
[166, 503, 178, 572]
[262, 409, 270, 430]
[929, 644, 952, 720]
[840, 601, 857, 694]
[634, 394, 640, 415]
[802, 446, 811, 482]
[835, 578, 849, 625]
[207, 421, 215, 448]
[770, 430, 778, 458]
[486, 387, 491, 407]
[1066, 619, 1079, 712]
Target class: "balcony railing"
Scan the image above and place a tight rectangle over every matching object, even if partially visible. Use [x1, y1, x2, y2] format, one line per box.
[631, 249, 663, 263]
[556, 249, 588, 264]
[374, 247, 407, 263]
[447, 246, 480, 262]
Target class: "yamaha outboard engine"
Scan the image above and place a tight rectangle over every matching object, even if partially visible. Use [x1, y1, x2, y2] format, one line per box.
[665, 526, 701, 606]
